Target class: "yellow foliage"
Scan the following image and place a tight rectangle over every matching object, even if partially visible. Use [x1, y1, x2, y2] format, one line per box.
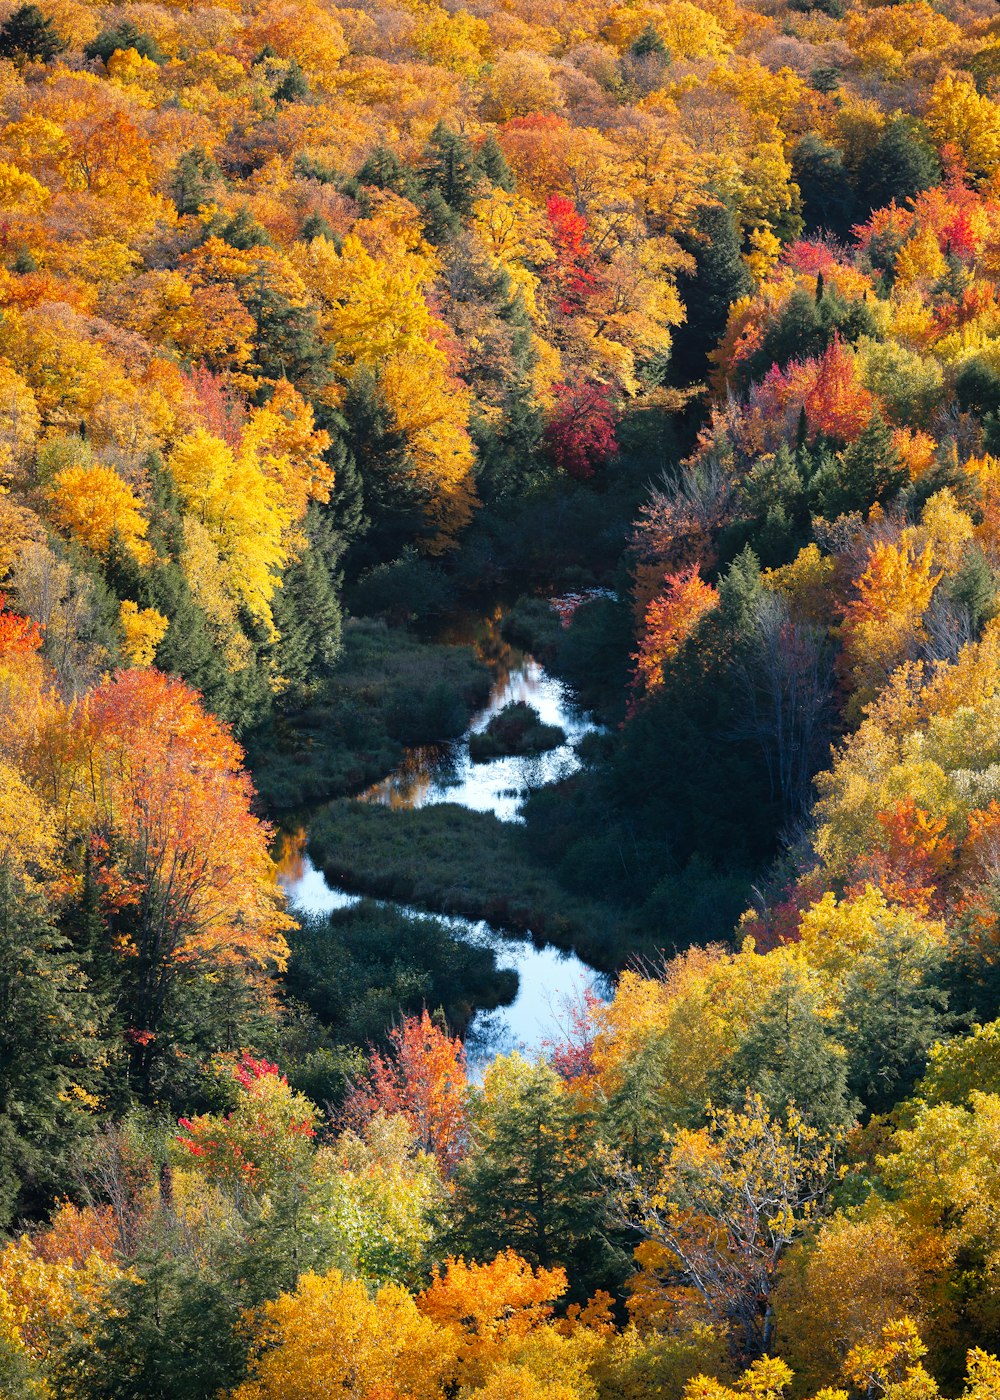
[47, 463, 153, 565]
[233, 1268, 456, 1400]
[118, 600, 168, 667]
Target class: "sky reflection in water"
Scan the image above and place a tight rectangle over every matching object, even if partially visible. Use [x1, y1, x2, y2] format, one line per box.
[278, 613, 608, 1065]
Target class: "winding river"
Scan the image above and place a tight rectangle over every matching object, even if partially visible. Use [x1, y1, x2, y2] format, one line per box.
[277, 607, 609, 1066]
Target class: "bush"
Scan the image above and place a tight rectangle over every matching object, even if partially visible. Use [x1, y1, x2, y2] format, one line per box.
[468, 702, 565, 761]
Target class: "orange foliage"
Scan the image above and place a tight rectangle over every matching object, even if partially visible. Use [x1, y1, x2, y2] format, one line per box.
[341, 1012, 468, 1175]
[632, 564, 719, 695]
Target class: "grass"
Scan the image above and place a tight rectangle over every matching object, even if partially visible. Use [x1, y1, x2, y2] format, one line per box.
[307, 800, 628, 971]
[468, 702, 565, 762]
[249, 619, 492, 810]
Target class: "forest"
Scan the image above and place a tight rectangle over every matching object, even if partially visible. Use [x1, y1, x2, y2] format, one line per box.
[6, 0, 1000, 1391]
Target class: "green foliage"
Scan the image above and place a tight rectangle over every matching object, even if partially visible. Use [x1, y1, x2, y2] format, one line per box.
[792, 133, 856, 239]
[0, 4, 65, 62]
[857, 118, 942, 214]
[0, 867, 101, 1227]
[285, 901, 517, 1043]
[84, 19, 163, 63]
[449, 1056, 620, 1298]
[671, 201, 752, 385]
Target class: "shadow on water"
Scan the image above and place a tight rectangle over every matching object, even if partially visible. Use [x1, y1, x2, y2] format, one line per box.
[277, 600, 612, 1067]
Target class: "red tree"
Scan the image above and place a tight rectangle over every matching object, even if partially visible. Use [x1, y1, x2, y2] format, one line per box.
[543, 381, 618, 480]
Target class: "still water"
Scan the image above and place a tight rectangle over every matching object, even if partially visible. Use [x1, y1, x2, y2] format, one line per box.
[278, 606, 609, 1065]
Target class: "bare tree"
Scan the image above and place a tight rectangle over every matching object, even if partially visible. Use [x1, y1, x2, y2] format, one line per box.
[731, 592, 835, 826]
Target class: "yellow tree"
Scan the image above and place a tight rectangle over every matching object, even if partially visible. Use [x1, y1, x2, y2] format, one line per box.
[609, 1095, 842, 1361]
[232, 1268, 456, 1400]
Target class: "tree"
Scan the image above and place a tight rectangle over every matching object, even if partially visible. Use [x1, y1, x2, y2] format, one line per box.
[0, 5, 65, 63]
[671, 202, 752, 386]
[232, 1268, 455, 1400]
[633, 565, 719, 696]
[543, 382, 618, 481]
[84, 20, 163, 64]
[851, 118, 941, 210]
[416, 1251, 568, 1389]
[340, 1012, 468, 1175]
[36, 670, 292, 1094]
[47, 465, 153, 566]
[448, 1055, 613, 1298]
[709, 966, 854, 1131]
[792, 135, 856, 239]
[421, 121, 481, 216]
[65, 1254, 246, 1400]
[609, 1095, 841, 1362]
[0, 865, 100, 1227]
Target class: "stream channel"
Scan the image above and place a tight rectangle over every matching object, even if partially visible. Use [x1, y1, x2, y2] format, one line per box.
[277, 607, 609, 1068]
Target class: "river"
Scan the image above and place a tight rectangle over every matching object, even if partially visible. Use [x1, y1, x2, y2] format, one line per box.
[277, 605, 609, 1066]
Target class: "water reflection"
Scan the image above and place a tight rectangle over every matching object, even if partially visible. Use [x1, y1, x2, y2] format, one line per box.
[279, 849, 605, 1070]
[358, 651, 600, 824]
[278, 603, 610, 1063]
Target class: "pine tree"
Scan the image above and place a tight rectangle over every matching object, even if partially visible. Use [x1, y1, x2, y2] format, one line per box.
[671, 201, 752, 385]
[0, 867, 100, 1226]
[0, 4, 65, 63]
[815, 410, 906, 517]
[169, 149, 218, 217]
[449, 1060, 617, 1300]
[857, 118, 941, 214]
[421, 120, 481, 215]
[710, 969, 855, 1131]
[475, 133, 514, 192]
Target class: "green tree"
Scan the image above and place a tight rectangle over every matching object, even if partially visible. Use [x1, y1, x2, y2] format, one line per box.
[84, 18, 162, 63]
[0, 867, 100, 1227]
[857, 118, 941, 214]
[792, 133, 856, 239]
[671, 201, 752, 385]
[449, 1055, 618, 1299]
[0, 4, 65, 63]
[61, 1253, 247, 1400]
[812, 411, 906, 518]
[710, 968, 855, 1131]
[421, 120, 481, 215]
[839, 926, 950, 1114]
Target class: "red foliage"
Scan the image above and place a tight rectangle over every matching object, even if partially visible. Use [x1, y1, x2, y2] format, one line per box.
[340, 1011, 468, 1175]
[543, 988, 602, 1083]
[846, 798, 955, 914]
[543, 381, 618, 480]
[182, 364, 246, 449]
[631, 563, 718, 696]
[0, 593, 42, 656]
[546, 194, 598, 313]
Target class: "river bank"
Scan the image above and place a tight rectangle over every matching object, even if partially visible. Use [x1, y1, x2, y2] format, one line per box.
[277, 602, 613, 1061]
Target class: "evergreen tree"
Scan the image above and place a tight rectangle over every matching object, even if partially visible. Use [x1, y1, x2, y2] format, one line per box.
[0, 4, 64, 62]
[839, 929, 950, 1114]
[475, 133, 514, 191]
[271, 506, 344, 702]
[169, 149, 219, 218]
[85, 18, 162, 63]
[273, 58, 309, 104]
[421, 120, 480, 215]
[792, 133, 856, 238]
[245, 276, 330, 395]
[449, 1059, 619, 1300]
[356, 145, 417, 197]
[0, 867, 100, 1226]
[670, 201, 752, 385]
[857, 118, 941, 214]
[710, 970, 855, 1131]
[813, 410, 906, 517]
[63, 1253, 247, 1400]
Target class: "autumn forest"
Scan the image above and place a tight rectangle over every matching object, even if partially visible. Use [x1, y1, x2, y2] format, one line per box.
[5, 0, 1000, 1392]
